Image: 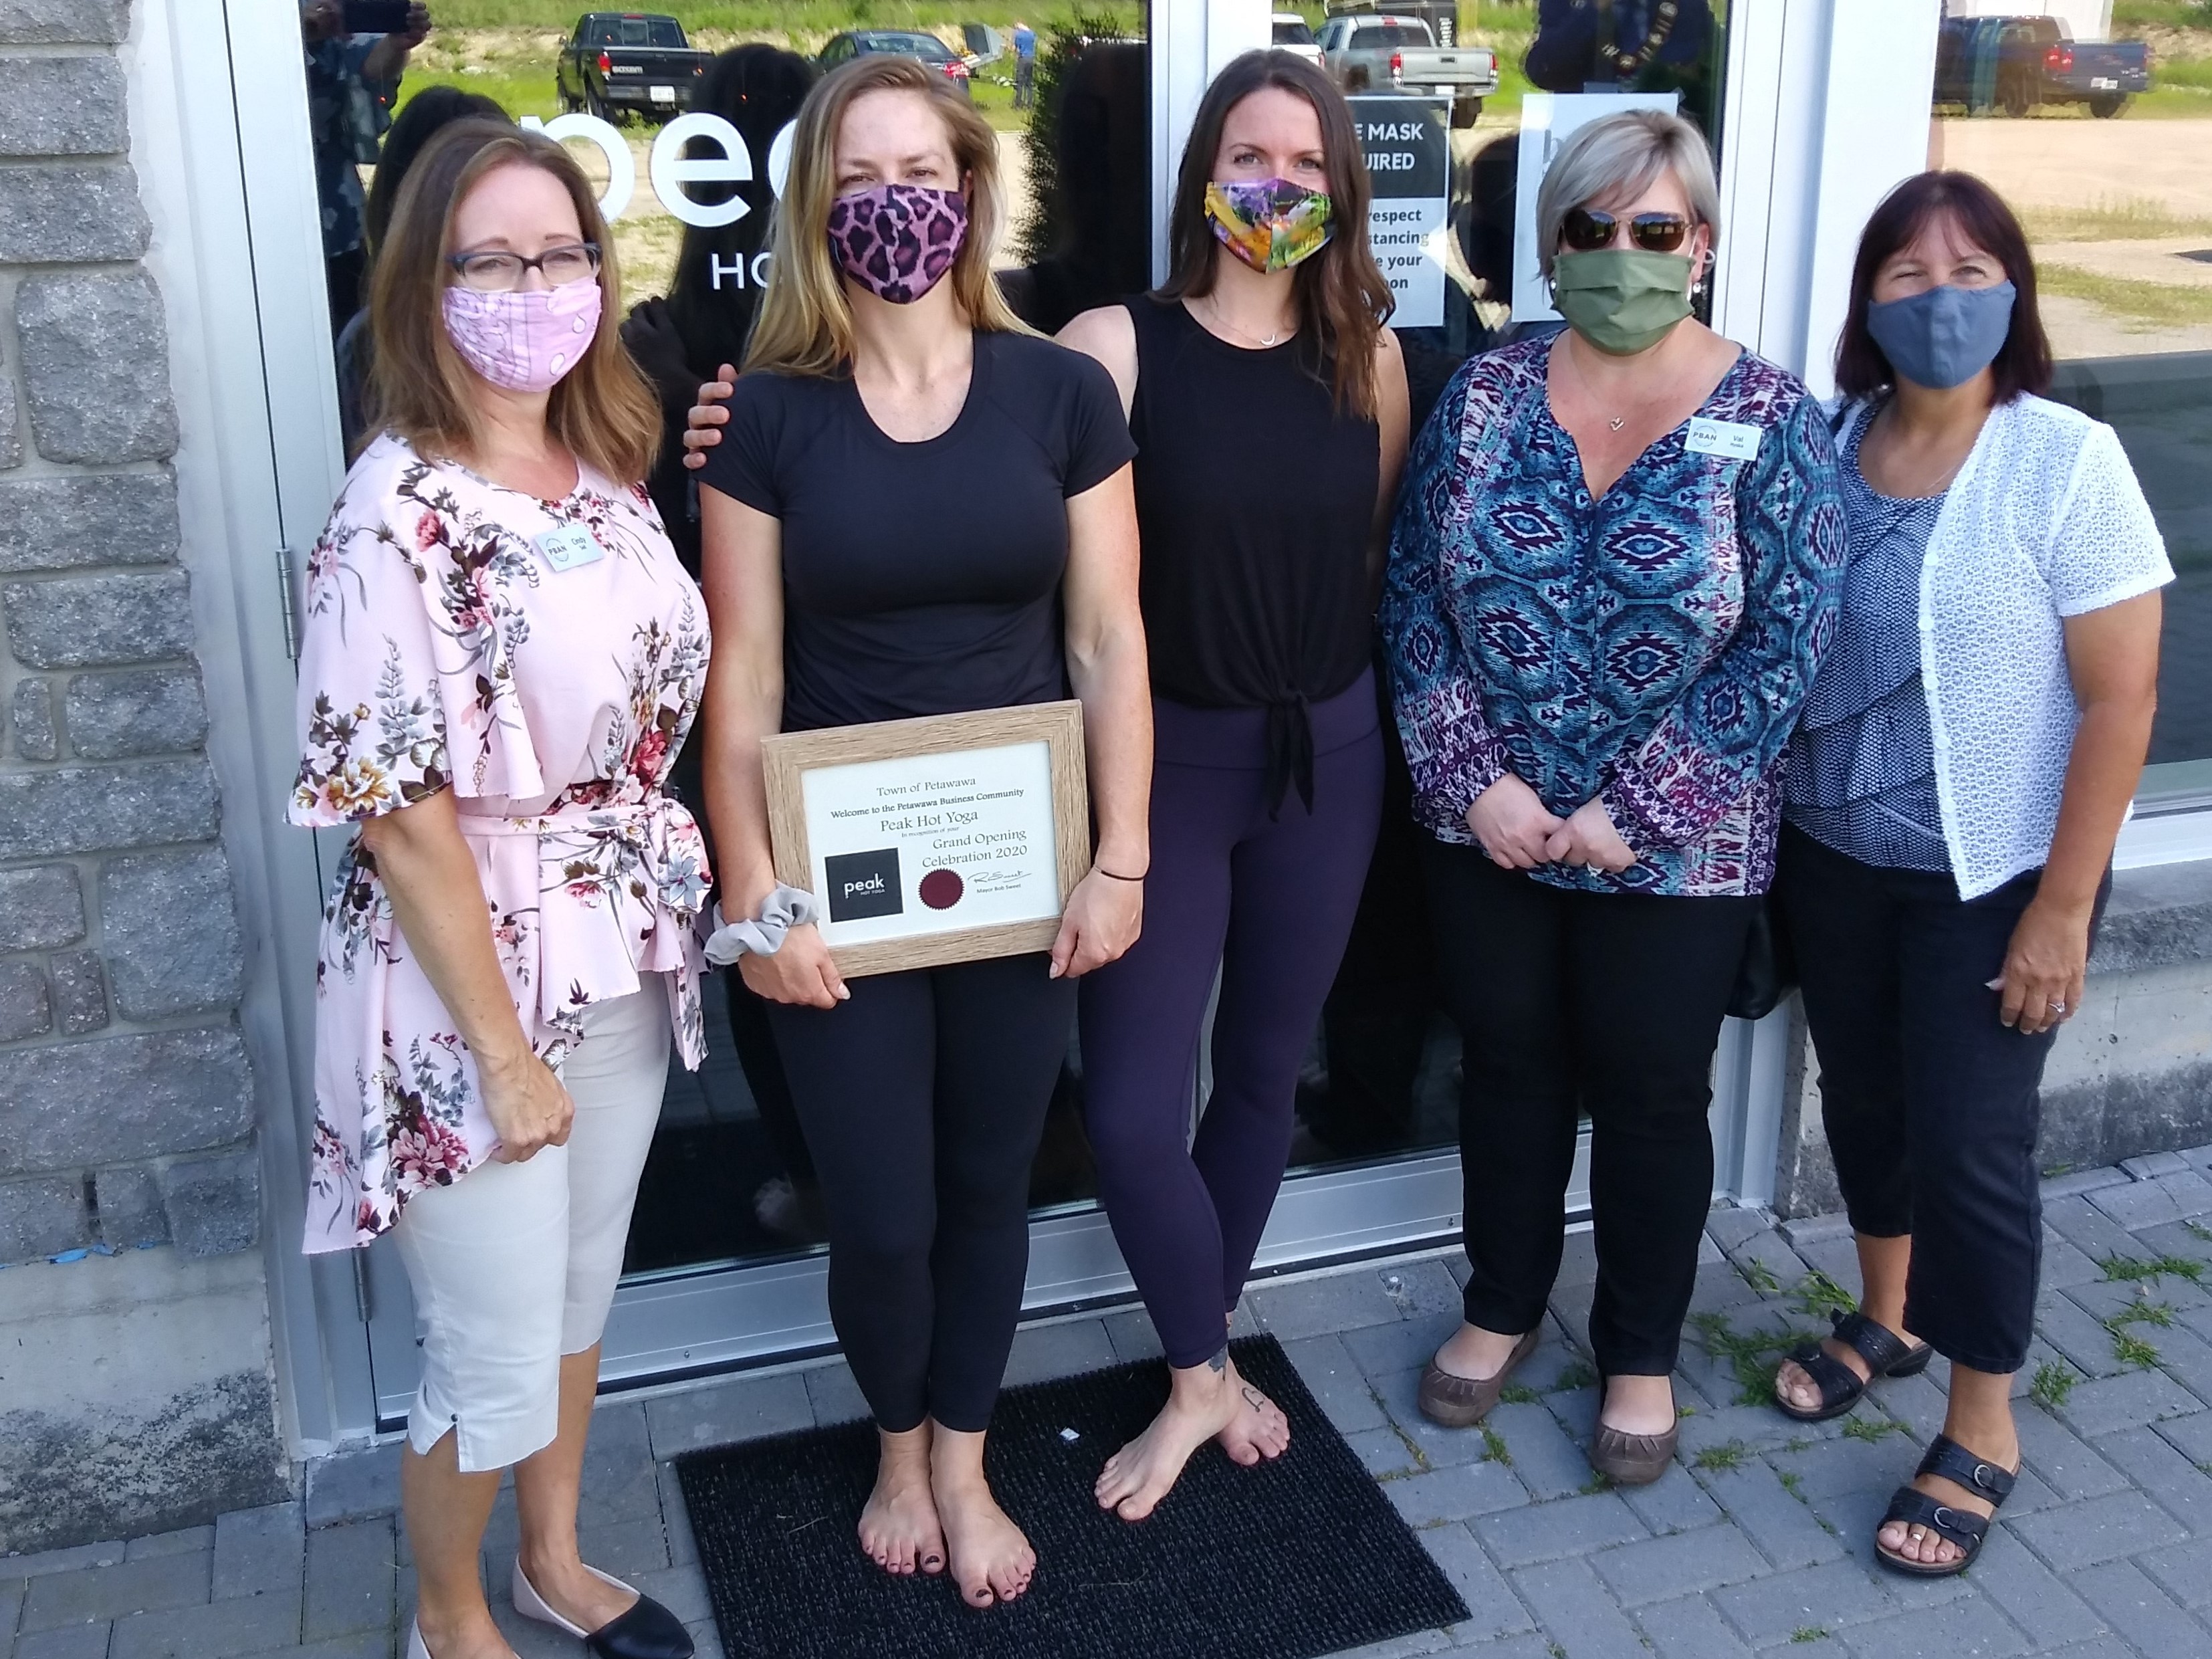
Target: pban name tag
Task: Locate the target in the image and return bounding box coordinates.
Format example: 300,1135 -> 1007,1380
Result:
533,524 -> 603,572
1686,417 -> 1762,462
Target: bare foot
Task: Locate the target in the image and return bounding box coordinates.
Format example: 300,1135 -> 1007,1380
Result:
1097,1356 -> 1241,1521
412,1610 -> 520,1659
515,1543 -> 636,1634
858,1426 -> 946,1578
1214,1359 -> 1291,1468
931,1457 -> 1034,1608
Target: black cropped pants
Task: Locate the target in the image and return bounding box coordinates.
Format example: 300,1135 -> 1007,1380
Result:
1775,825 -> 2104,1375
766,954 -> 1075,1433
1424,843 -> 1757,1378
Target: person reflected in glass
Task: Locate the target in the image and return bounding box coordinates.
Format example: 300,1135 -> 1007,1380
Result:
1051,48 -> 1407,1520
1381,110 -> 1846,1485
289,121 -> 705,1659
689,57 -> 1150,1607
1769,172 -> 2169,1577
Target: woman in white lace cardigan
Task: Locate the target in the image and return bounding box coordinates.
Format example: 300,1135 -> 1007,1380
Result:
1764,172 -> 2169,1579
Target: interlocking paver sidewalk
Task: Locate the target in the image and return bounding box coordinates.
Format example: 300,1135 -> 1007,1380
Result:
8,1148 -> 2212,1658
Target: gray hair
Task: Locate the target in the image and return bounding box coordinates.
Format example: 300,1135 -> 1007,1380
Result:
1533,110 -> 1721,280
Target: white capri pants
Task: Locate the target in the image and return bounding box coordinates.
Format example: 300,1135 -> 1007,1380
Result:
393,978 -> 671,1472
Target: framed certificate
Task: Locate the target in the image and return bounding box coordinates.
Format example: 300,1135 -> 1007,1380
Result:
760,701 -> 1091,976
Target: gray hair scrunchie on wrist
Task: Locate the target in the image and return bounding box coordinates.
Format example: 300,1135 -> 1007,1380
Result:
702,884 -> 822,965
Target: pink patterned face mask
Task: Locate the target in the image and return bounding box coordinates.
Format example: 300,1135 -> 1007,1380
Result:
441,278 -> 603,393
826,183 -> 968,304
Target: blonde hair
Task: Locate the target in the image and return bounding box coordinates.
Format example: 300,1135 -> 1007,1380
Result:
366,120 -> 661,482
744,55 -> 1032,376
1534,109 -> 1721,281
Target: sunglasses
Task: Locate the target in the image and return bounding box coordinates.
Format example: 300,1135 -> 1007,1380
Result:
1561,208 -> 1691,254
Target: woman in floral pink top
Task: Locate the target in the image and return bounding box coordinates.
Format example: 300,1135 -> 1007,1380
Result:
290,120 -> 704,1659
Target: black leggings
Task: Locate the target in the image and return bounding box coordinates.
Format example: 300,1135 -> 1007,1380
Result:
766,954 -> 1075,1433
1775,825 -> 2104,1375
1424,843 -> 1757,1377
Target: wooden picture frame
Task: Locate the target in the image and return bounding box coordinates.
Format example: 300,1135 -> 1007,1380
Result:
760,700 -> 1091,977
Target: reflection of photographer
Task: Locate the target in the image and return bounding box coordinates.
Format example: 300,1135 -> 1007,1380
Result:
300,0 -> 431,333
1523,0 -> 1711,95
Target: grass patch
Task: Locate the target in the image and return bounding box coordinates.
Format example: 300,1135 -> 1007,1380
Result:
2111,1300 -> 2178,1330
1499,1384 -> 1542,1406
1840,1416 -> 1911,1443
1692,1440 -> 1749,1472
1742,1258 -> 1783,1297
2187,1220 -> 2212,1244
1551,1360 -> 1597,1394
1777,1468 -> 1806,1497
2112,1329 -> 2163,1369
1788,1269 -> 1858,1321
2100,1252 -> 2209,1286
2019,197 -> 2212,243
2030,1360 -> 2080,1412
1579,1473 -> 1614,1495
1688,1309 -> 1825,1408
1480,1422 -> 1512,1466
1791,1630 -> 1831,1646
2041,265 -> 2212,332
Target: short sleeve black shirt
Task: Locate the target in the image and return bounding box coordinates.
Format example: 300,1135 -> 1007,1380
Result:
699,330 -> 1135,732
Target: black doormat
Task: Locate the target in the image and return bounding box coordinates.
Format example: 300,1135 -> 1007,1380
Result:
675,1335 -> 1468,1659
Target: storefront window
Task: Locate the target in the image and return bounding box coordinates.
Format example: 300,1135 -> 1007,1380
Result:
1929,1 -> 2212,804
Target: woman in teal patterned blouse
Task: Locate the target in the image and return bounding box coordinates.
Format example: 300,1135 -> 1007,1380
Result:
1379,109 -> 1846,1484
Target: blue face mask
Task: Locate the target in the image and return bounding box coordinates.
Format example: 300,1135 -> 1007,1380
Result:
1864,280 -> 2017,391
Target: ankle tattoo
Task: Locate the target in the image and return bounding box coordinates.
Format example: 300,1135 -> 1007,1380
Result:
1206,1344 -> 1228,1375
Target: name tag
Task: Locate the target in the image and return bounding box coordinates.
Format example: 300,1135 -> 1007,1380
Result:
533,524 -> 603,572
1686,417 -> 1763,462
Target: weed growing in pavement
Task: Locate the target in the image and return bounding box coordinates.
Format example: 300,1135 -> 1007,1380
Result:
1692,1440 -> 1749,1472
1688,1309 -> 1825,1407
1792,1629 -> 1830,1645
1742,1258 -> 1783,1297
1840,1415 -> 1911,1443
1480,1423 -> 1511,1465
1499,1384 -> 1542,1406
1785,1436 -> 1813,1454
1579,1474 -> 1613,1495
2187,1220 -> 2212,1244
1551,1360 -> 1597,1394
1788,1268 -> 1860,1320
2100,1252 -> 2207,1286
1777,1468 -> 1806,1498
2112,1329 -> 2163,1370
2110,1300 -> 2177,1329
2030,1361 -> 2080,1412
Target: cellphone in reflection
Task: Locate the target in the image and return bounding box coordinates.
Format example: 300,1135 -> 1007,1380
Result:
342,0 -> 411,33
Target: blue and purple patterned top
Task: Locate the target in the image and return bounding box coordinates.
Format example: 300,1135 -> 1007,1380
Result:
1381,337 -> 1847,897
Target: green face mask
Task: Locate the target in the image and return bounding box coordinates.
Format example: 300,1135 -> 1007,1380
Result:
1550,249 -> 1694,356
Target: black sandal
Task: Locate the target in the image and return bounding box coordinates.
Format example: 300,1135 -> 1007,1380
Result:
1874,1433 -> 2016,1577
1774,1309 -> 1934,1423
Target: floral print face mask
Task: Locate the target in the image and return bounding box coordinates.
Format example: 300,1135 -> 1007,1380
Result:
1204,179 -> 1334,273
826,182 -> 970,304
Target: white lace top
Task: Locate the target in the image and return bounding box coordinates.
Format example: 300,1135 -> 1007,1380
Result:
1830,393 -> 2172,899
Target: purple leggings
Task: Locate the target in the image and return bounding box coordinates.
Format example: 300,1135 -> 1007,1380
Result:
1078,671 -> 1384,1368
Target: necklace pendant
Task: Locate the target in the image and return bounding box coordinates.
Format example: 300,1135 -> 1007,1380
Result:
1608,415 -> 1626,432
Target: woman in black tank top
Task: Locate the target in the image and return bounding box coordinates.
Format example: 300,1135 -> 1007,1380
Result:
1058,49 -> 1410,1521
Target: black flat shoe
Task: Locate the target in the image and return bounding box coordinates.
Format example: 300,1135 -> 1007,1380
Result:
513,1559 -> 695,1659
1874,1433 -> 2016,1579
1775,1309 -> 1934,1423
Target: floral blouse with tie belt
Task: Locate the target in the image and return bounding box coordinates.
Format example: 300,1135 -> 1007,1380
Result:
1381,338 -> 1848,897
289,435 -> 712,1252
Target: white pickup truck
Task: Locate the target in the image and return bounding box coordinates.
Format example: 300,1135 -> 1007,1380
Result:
1317,12 -> 1499,128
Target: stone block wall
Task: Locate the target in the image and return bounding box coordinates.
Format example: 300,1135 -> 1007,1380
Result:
0,0 -> 261,1270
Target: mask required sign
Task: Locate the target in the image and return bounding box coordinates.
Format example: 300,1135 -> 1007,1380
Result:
1351,96 -> 1450,330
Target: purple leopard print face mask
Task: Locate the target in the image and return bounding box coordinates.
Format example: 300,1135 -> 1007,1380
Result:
826,183 -> 969,304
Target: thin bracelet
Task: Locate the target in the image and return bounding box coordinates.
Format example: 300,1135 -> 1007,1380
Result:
1094,864 -> 1147,882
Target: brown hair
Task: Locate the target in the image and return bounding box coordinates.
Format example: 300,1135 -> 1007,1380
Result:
1835,170 -> 2052,405
364,119 -> 661,481
745,54 -> 1032,378
1158,49 -> 1394,420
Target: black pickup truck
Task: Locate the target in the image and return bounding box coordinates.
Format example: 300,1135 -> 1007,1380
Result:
556,12 -> 711,120
1935,15 -> 2151,119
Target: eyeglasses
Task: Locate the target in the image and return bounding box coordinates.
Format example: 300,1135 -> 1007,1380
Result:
1561,208 -> 1690,255
447,243 -> 602,293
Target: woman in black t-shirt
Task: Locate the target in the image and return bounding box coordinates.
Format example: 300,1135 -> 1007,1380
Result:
693,56 -> 1151,1611
1055,49 -> 1409,1523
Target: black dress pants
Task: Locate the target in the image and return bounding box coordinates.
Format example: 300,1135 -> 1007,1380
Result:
1424,842 -> 1757,1377
1774,825 -> 2104,1375
766,953 -> 1075,1433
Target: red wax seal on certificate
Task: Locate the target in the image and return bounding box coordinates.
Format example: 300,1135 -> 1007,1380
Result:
918,868 -> 964,911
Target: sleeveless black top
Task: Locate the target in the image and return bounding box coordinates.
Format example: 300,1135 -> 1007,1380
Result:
1124,296 -> 1379,809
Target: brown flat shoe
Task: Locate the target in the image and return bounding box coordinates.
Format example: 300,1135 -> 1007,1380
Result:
1589,1422 -> 1678,1486
1417,1328 -> 1541,1428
